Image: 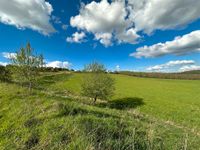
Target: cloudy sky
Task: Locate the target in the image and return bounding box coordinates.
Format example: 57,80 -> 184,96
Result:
0,0 -> 200,72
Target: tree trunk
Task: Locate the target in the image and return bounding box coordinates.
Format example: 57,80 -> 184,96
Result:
93,96 -> 97,104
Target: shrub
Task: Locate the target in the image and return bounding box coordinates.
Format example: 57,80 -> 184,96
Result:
0,65 -> 11,82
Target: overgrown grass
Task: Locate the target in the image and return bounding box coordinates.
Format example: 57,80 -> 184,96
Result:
0,72 -> 200,149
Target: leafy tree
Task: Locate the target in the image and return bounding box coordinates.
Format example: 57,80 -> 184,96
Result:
81,62 -> 115,103
0,65 -> 11,82
84,61 -> 106,73
11,42 -> 44,91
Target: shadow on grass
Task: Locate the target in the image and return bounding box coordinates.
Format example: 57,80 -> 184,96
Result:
98,97 -> 144,110
25,132 -> 39,149
56,103 -> 119,119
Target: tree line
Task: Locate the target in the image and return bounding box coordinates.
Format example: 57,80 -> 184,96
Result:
116,71 -> 200,80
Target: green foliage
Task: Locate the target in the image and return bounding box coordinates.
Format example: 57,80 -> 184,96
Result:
82,62 -> 115,103
0,65 -> 11,82
10,42 -> 44,90
84,62 -> 106,73
39,67 -> 69,72
82,73 -> 115,103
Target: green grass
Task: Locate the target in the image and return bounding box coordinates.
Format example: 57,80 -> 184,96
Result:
0,72 -> 200,149
58,73 -> 200,130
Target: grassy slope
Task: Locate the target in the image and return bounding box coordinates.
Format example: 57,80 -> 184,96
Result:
0,72 -> 200,149
53,73 -> 200,130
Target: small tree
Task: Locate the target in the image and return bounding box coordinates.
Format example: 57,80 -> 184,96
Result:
11,42 -> 44,91
81,62 -> 115,103
84,62 -> 106,73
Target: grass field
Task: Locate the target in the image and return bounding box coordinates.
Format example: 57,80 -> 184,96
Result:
51,73 -> 200,130
0,71 -> 200,149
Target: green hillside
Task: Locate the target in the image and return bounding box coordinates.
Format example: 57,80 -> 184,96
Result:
53,73 -> 200,129
0,72 -> 200,149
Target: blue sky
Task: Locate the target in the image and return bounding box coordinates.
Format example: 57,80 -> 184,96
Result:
0,0 -> 200,72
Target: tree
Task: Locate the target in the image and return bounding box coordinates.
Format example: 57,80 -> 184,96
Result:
11,42 -> 44,91
84,61 -> 106,73
81,62 -> 115,103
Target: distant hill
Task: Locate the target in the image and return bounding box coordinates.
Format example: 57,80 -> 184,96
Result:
182,70 -> 200,74
116,71 -> 200,80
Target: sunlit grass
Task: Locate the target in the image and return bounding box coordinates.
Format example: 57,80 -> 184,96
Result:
52,73 -> 200,130
0,72 -> 200,149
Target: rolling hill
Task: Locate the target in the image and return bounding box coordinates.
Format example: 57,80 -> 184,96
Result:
0,71 -> 200,149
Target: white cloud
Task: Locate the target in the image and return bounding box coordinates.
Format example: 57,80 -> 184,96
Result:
70,0 -> 139,46
179,65 -> 200,72
115,65 -> 120,71
117,28 -> 140,44
95,33 -> 112,47
2,52 -> 16,59
147,65 -> 163,72
70,0 -> 127,33
131,30 -> 200,58
164,60 -> 195,66
0,0 -> 55,35
146,60 -> 195,72
127,0 -> 200,33
0,62 -> 8,66
46,61 -> 72,69
69,0 -> 200,46
66,32 -> 86,43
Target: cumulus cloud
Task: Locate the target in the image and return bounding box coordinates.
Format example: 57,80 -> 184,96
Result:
95,33 -> 112,47
70,0 -> 140,46
2,52 -> 16,59
116,28 -> 140,44
69,0 -> 200,46
127,0 -> 200,33
0,0 -> 55,35
66,32 -> 86,43
146,60 -> 196,72
131,30 -> 200,58
179,65 -> 200,72
70,0 -> 127,33
46,61 -> 72,68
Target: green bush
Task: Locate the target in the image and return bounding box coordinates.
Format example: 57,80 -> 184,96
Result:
0,65 -> 11,82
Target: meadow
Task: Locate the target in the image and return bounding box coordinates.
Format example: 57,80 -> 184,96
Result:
0,71 -> 200,149
61,73 -> 200,129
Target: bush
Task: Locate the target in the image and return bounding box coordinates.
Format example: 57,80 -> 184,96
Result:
0,65 -> 11,82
